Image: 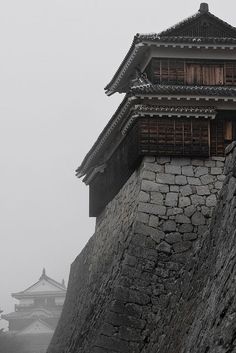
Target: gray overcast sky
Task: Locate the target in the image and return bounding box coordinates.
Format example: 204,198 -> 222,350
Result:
0,0 -> 235,328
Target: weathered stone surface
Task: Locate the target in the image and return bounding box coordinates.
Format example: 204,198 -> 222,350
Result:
178,223 -> 194,233
138,191 -> 150,203
166,207 -> 183,216
149,215 -> 159,228
143,162 -> 164,173
196,185 -> 210,195
187,177 -> 201,185
165,165 -> 181,174
156,173 -> 175,185
151,192 -> 164,205
180,185 -> 192,196
190,194 -> 205,206
191,212 -> 205,225
211,167 -> 223,175
200,174 -> 215,185
176,214 -> 191,224
184,205 -> 196,217
179,196 -> 191,208
175,175 -> 187,185
170,185 -> 179,192
170,157 -> 190,166
195,166 -> 208,177
163,220 -> 176,232
49,153 -> 230,353
142,170 -> 155,181
138,202 -> 166,216
157,241 -> 171,253
182,166 -> 194,176
165,192 -> 178,207
172,241 -> 192,253
206,194 -> 217,207
165,232 -> 182,244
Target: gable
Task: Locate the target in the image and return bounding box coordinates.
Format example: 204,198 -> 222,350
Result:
23,278 -> 65,294
18,320 -> 54,335
159,10 -> 236,38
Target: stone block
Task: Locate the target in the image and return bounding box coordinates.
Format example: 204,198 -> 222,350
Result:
138,191 -> 150,203
206,194 -> 217,207
165,232 -> 182,244
204,160 -> 216,167
175,175 -> 187,185
187,177 -> 201,185
170,185 -> 179,192
137,212 -> 149,224
151,192 -> 164,205
215,181 -> 223,190
173,241 -> 192,253
211,156 -> 225,161
182,166 -> 194,176
217,174 -> 226,181
163,220 -> 176,232
201,206 -> 211,217
192,159 -> 204,166
180,185 -> 192,196
184,205 -> 196,217
165,192 -> 178,207
182,232 -> 198,241
142,170 -> 155,181
165,165 -> 181,174
138,202 -> 167,216
194,166 -> 208,177
143,156 -> 155,163
149,215 -> 159,228
141,180 -> 160,192
156,157 -> 170,164
178,224 -> 193,233
200,174 -> 215,185
179,196 -> 191,208
196,185 -> 210,195
157,241 -> 171,254
190,194 -> 205,206
176,214 -> 191,224
170,157 -> 191,166
211,167 -> 223,175
216,161 -> 224,167
156,173 -> 175,185
143,162 -> 164,173
191,212 -> 205,225
166,207 -> 183,216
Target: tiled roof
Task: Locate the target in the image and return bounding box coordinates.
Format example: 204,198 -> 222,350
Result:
76,95 -> 136,178
135,105 -> 216,114
136,35 -> 236,45
131,84 -> 236,97
105,6 -> 236,96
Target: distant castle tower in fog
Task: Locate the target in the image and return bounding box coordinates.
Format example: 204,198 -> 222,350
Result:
2,269 -> 66,353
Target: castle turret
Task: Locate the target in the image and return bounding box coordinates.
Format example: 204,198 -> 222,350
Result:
3,270 -> 66,353
48,4 -> 236,353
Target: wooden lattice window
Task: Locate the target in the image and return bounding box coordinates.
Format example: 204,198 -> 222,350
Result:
224,120 -> 233,141
151,59 -> 185,85
225,62 -> 236,85
186,63 -> 224,85
139,117 -> 210,157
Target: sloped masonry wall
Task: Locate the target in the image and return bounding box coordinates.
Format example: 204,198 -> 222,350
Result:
48,155 -> 226,353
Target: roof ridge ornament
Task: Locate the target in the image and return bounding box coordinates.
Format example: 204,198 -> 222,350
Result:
40,268 -> 46,279
199,3 -> 209,13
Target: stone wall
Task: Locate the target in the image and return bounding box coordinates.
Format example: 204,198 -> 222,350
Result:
47,152 -> 234,353
137,156 -> 225,258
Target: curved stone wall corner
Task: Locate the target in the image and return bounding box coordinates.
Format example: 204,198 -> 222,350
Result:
47,149 -> 236,353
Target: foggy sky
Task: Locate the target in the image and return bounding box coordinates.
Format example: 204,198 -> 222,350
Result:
0,0 -> 235,328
